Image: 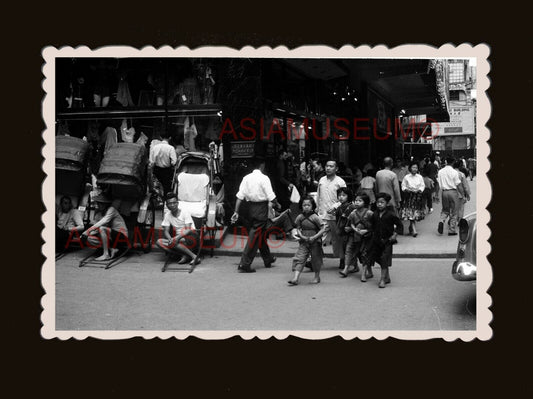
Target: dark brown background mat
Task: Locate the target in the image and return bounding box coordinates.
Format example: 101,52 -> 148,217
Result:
8,4 -> 528,395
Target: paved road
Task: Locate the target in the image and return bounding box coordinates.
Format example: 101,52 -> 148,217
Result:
55,253 -> 476,331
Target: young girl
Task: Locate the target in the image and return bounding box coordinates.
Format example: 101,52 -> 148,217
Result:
335,187 -> 355,270
340,193 -> 374,281
370,193 -> 402,288
288,196 -> 326,286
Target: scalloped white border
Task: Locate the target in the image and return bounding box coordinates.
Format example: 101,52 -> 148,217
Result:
41,44 -> 492,341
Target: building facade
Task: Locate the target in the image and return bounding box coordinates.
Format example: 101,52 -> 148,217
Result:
431,59 -> 476,158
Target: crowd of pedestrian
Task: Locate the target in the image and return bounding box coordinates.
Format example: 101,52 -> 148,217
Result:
221,151 -> 473,289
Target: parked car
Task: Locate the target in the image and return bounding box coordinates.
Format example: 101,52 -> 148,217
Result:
452,212 -> 476,281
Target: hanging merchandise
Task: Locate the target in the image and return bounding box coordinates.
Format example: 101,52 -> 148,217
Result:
184,116 -> 198,151
57,120 -> 71,136
136,132 -> 148,147
198,63 -> 216,104
120,119 -> 135,143
218,142 -> 224,168
100,126 -> 118,153
116,71 -> 134,107
178,76 -> 200,104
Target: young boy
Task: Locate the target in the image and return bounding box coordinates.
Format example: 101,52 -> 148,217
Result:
82,193 -> 128,261
370,193 -> 402,288
156,193 -> 200,265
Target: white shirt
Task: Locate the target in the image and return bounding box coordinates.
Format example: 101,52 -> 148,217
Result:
317,175 -> 346,221
402,173 -> 425,192
437,165 -> 461,190
236,169 -> 276,202
149,140 -> 177,168
162,208 -> 194,233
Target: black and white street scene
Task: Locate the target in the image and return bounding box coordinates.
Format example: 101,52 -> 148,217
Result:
46,47 -> 489,338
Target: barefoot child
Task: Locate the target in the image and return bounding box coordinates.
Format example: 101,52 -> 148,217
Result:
370,193 -> 402,288
82,193 -> 128,261
288,196 -> 325,286
340,193 -> 374,281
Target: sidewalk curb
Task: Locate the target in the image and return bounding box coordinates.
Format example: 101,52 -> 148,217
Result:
207,249 -> 455,259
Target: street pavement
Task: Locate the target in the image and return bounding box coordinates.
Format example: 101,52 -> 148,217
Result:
53,178 -> 477,332
55,252 -> 475,331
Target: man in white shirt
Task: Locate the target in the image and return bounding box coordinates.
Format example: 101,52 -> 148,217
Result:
149,134 -> 177,196
231,157 -> 280,273
156,193 -> 199,265
437,157 -> 465,235
317,160 -> 346,257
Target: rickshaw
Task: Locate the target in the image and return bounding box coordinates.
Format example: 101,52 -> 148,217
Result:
162,142 -> 224,272
79,142 -> 157,269
55,135 -> 92,260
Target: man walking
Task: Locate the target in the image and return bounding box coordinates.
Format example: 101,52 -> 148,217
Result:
317,160 -> 346,257
376,157 -> 402,211
231,157 -> 279,273
437,157 -> 465,235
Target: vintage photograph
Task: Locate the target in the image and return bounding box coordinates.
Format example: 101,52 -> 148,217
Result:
42,45 -> 491,339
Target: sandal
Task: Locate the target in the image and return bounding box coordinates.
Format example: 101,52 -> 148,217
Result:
190,257 -> 201,266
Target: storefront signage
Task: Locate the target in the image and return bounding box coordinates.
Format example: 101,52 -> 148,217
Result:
230,141 -> 256,158
431,105 -> 475,136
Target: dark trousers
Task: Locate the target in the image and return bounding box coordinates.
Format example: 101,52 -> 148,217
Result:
423,188 -> 433,210
240,201 -> 273,268
56,228 -> 71,252
293,241 -> 323,272
153,166 -> 174,196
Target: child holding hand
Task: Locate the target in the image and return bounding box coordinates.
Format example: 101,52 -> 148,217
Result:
340,193 -> 374,281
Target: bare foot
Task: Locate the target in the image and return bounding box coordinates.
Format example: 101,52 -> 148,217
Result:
310,277 -> 321,284
95,254 -> 110,261
109,248 -> 119,259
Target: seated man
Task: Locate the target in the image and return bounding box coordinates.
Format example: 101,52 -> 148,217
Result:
56,195 -> 85,252
267,202 -> 298,241
156,193 -> 200,265
81,193 -> 128,261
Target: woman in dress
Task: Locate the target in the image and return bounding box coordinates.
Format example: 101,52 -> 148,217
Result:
400,162 -> 426,237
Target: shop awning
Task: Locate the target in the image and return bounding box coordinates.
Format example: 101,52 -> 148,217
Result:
342,59 -> 450,122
